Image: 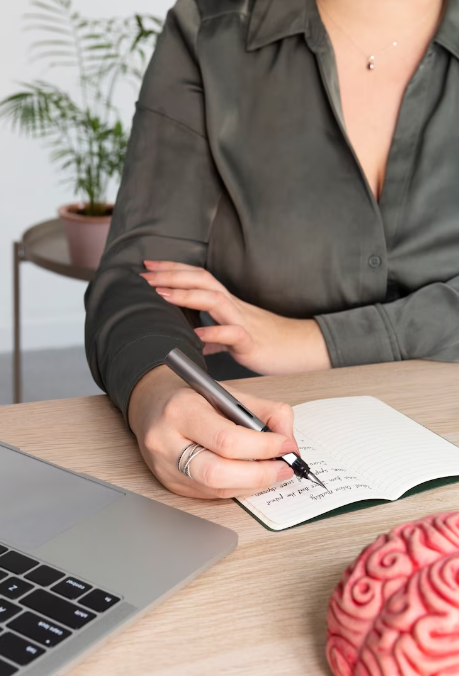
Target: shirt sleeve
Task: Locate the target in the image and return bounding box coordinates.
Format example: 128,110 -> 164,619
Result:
315,275 -> 459,366
84,0 -> 222,418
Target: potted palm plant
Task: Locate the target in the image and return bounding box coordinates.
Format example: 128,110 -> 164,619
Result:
0,0 -> 162,269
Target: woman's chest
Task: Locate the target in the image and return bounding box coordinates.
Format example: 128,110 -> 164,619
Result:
202,39 -> 459,314
318,2 -> 444,201
337,70 -> 416,201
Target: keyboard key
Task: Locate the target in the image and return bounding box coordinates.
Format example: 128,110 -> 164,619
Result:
52,577 -> 92,600
0,578 -> 33,601
0,659 -> 18,676
25,566 -> 64,588
0,600 -> 21,624
0,548 -> 7,558
80,589 -> 120,613
0,633 -> 44,666
8,612 -> 71,648
0,552 -> 38,576
22,590 -> 96,630
0,573 -> 7,583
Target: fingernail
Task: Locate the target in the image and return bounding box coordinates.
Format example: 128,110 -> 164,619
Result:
277,464 -> 294,481
280,439 -> 298,455
156,288 -> 171,297
139,274 -> 155,285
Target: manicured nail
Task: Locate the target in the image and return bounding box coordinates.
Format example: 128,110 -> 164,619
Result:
277,464 -> 294,481
280,439 -> 298,455
156,288 -> 171,297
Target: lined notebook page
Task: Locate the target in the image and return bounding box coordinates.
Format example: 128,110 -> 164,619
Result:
294,396 -> 459,499
238,396 -> 459,530
239,432 -> 385,530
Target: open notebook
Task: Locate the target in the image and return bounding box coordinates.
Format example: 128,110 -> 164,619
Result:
237,396 -> 459,531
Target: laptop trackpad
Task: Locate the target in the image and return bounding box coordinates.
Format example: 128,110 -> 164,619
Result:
0,444 -> 124,551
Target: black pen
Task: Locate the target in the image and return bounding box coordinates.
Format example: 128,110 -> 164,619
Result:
165,348 -> 327,490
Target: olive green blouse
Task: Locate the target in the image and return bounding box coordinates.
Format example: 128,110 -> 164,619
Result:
85,0 -> 459,417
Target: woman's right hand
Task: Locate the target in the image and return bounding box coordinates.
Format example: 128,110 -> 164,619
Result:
128,364 -> 297,499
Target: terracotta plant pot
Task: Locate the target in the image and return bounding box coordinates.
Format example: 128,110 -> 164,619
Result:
59,203 -> 113,269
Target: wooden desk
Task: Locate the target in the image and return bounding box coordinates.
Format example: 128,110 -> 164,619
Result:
2,360 -> 459,676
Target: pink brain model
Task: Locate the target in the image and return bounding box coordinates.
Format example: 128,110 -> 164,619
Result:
326,511 -> 459,676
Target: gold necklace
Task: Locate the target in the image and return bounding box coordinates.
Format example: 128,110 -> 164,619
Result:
317,1 -> 441,71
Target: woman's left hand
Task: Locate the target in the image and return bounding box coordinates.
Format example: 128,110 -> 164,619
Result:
140,260 -> 331,374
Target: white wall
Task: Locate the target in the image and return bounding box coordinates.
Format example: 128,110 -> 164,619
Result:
0,0 -> 173,353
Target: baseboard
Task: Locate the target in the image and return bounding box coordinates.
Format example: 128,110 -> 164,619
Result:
0,315 -> 85,353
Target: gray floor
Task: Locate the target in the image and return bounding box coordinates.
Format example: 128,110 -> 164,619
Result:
0,346 -> 103,405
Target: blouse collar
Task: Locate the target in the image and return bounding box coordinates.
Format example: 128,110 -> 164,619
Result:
246,0 -> 459,60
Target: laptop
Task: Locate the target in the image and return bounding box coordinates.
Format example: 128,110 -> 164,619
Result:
0,440 -> 238,676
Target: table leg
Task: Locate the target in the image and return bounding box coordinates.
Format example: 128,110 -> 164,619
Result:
13,241 -> 23,404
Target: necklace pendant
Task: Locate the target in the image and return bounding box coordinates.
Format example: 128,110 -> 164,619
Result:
367,55 -> 375,70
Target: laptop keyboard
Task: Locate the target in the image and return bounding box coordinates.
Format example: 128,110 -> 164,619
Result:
0,543 -> 121,675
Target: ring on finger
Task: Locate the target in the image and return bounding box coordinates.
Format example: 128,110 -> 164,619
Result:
183,445 -> 207,480
177,442 -> 197,472
177,442 -> 207,481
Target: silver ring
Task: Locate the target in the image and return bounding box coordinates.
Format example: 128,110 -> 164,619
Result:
183,446 -> 206,480
177,443 -> 196,472
177,442 -> 207,481
178,442 -> 200,473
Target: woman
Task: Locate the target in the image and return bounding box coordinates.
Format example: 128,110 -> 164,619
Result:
85,0 -> 459,499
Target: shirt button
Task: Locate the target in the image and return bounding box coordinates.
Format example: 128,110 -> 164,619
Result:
368,255 -> 382,268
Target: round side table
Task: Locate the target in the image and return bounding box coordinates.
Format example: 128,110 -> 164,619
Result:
13,219 -> 95,403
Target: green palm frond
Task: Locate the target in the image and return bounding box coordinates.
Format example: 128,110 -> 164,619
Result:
25,1 -> 160,83
33,0 -> 71,13
0,81 -> 81,137
1,0 -> 162,215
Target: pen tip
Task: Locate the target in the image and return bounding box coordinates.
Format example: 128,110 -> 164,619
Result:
308,471 -> 327,491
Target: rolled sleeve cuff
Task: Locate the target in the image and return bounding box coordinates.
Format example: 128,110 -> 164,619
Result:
315,304 -> 402,368
105,334 -> 206,419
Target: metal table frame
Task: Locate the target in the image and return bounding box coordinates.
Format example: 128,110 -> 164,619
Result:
13,219 -> 94,403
